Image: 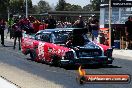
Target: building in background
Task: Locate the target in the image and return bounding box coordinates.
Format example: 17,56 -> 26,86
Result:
100,0 -> 132,49
100,0 -> 131,28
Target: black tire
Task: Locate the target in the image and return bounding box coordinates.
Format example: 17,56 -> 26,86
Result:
23,49 -> 30,55
51,55 -> 60,66
30,50 -> 37,61
95,63 -> 108,68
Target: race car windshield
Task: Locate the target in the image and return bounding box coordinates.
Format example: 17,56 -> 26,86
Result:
53,31 -> 71,44
53,31 -> 90,45
71,34 -> 90,46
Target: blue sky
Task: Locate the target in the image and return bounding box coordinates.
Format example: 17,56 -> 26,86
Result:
32,0 -> 90,7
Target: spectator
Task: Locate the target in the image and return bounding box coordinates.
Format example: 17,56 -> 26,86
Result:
45,15 -> 56,29
33,19 -> 41,33
13,23 -> 22,50
90,16 -> 99,41
21,18 -> 34,34
74,15 -> 85,28
56,21 -> 63,28
0,19 -> 6,46
125,16 -> 132,49
87,17 -> 93,35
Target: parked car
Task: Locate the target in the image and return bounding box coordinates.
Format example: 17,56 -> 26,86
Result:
21,28 -> 114,66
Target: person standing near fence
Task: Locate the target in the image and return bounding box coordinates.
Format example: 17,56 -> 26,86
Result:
13,23 -> 22,50
125,16 -> 132,50
45,15 -> 56,29
0,19 -> 6,46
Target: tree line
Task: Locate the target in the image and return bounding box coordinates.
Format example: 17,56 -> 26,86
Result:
0,0 -> 100,19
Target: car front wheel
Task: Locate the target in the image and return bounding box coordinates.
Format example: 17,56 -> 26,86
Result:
30,50 -> 37,61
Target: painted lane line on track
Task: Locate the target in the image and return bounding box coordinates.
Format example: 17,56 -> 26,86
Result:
0,76 -> 20,88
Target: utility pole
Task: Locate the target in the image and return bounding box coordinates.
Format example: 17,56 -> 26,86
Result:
109,0 -> 112,47
7,7 -> 10,20
26,0 -> 28,18
7,0 -> 10,20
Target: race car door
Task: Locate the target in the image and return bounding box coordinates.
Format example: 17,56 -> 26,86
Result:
39,33 -> 52,63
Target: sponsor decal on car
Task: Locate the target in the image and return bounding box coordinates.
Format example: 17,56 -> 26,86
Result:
48,47 -> 62,55
38,42 -> 45,58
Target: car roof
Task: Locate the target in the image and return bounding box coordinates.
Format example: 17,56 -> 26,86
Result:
37,28 -> 88,35
37,28 -> 82,33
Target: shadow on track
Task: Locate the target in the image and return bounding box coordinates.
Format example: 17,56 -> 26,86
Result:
26,58 -> 122,70
63,64 -> 121,70
0,45 -> 14,47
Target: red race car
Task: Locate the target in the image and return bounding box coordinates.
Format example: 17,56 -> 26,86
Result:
21,28 -> 114,66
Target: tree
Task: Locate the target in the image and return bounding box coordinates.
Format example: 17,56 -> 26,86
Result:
55,0 -> 66,11
56,2 -> 82,11
9,0 -> 19,14
8,0 -> 33,15
64,3 -> 72,11
37,0 -> 51,14
26,0 -> 33,14
0,0 -> 8,18
31,5 -> 39,14
0,0 -> 8,10
83,4 -> 92,11
90,0 -> 100,11
9,0 -> 25,14
70,4 -> 82,11
19,0 -> 25,14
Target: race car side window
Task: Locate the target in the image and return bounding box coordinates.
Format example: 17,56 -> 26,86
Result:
41,33 -> 51,43
35,33 -> 42,40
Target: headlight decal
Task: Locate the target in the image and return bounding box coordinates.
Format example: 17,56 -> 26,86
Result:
92,42 -> 104,56
71,49 -> 78,59
63,49 -> 78,60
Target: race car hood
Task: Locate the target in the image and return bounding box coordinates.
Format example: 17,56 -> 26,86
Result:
84,42 -> 100,49
75,41 -> 111,53
75,42 -> 101,50
72,42 -> 103,58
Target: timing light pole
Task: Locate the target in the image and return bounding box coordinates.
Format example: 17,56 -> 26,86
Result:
109,0 -> 112,48
26,0 -> 28,18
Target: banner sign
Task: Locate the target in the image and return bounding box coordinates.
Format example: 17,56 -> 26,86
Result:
111,1 -> 132,7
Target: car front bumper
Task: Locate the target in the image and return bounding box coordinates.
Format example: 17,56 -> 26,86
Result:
60,56 -> 114,66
